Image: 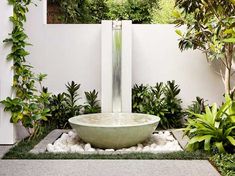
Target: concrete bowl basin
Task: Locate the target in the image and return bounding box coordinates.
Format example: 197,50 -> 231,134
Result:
69,113 -> 160,149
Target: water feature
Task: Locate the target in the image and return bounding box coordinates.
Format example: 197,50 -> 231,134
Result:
68,21 -> 160,149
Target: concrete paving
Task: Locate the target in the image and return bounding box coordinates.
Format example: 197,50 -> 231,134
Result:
0,145 -> 12,158
171,129 -> 189,149
0,160 -> 220,176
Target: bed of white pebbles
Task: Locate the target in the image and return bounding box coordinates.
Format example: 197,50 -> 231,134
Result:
46,131 -> 182,154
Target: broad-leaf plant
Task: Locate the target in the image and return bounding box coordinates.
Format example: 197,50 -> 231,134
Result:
185,95 -> 235,153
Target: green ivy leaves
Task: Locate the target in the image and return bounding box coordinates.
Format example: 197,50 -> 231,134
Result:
1,0 -> 50,139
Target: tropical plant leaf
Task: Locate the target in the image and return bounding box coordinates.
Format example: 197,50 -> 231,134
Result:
215,142 -> 225,153
226,136 -> 235,146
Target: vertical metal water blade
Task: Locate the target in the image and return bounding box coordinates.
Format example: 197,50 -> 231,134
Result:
112,21 -> 122,113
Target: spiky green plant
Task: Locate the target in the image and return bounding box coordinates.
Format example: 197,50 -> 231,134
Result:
83,90 -> 101,114
64,81 -> 82,117
185,95 -> 235,153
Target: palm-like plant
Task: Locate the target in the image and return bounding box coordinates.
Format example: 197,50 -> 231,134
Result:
185,95 -> 235,153
83,90 -> 101,114
64,81 -> 82,117
163,80 -> 183,128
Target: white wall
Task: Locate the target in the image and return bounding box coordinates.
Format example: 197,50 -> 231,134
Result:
132,25 -> 224,106
0,1 -> 15,144
0,1 -> 225,144
25,1 -> 224,107
25,1 -> 101,102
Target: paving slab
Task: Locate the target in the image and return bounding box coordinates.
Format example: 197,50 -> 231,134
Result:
0,146 -> 12,159
30,129 -> 69,154
0,160 -> 220,176
171,129 -> 189,149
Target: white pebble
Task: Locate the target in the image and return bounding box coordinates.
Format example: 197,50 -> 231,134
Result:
84,143 -> 92,151
137,144 -> 143,148
105,149 -> 115,152
68,131 -> 75,137
46,144 -> 54,152
143,146 -> 150,152
46,131 -> 182,154
87,148 -> 96,152
166,136 -> 175,141
164,131 -> 170,136
150,143 -> 157,149
70,145 -> 84,152
129,146 -> 137,151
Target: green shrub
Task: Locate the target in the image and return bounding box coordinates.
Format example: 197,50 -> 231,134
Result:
48,81 -> 101,128
48,0 -> 160,24
185,95 -> 235,153
83,89 -> 101,114
48,93 -> 67,128
87,0 -> 109,23
132,81 -> 183,129
152,0 -> 177,24
48,81 -> 82,128
211,154 -> 235,176
186,97 -> 207,119
108,0 -> 159,24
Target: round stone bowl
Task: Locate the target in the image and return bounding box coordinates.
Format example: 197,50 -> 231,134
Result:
69,113 -> 160,149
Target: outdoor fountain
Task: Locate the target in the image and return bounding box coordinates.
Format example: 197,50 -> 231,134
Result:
68,21 -> 160,149
46,21 -> 182,153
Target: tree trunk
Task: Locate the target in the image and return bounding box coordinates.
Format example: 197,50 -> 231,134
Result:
224,44 -> 233,97
224,66 -> 231,95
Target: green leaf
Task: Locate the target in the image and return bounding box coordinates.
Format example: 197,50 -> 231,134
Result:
223,38 -> 235,43
215,142 -> 225,153
228,0 -> 235,5
188,135 -> 213,144
224,126 -> 235,136
204,137 -> 211,151
226,136 -> 235,146
175,29 -> 183,37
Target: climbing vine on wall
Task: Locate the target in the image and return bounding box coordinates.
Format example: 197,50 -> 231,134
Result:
1,0 -> 50,139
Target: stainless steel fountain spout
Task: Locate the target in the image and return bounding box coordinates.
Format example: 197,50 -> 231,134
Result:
112,21 -> 122,113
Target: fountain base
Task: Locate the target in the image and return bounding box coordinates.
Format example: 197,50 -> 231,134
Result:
68,113 -> 160,149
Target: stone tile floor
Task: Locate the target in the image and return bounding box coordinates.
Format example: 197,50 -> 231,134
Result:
0,145 -> 12,158
0,160 -> 220,176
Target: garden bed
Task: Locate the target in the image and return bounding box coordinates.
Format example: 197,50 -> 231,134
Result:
34,130 -> 182,154
5,128 -> 232,175
3,128 -> 208,160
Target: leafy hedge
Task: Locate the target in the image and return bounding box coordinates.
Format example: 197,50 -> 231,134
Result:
47,0 -> 161,24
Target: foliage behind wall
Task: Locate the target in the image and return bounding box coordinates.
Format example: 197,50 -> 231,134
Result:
47,0 -> 177,24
